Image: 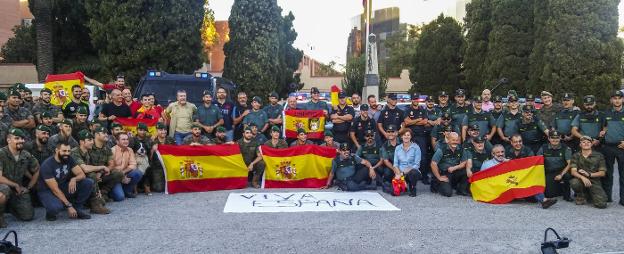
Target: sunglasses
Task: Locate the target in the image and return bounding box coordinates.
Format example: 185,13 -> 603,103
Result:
365,134 -> 374,138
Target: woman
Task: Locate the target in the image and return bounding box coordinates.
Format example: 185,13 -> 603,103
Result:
393,129 -> 422,197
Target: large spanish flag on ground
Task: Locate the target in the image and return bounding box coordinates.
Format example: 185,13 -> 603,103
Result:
114,117 -> 158,136
261,145 -> 335,188
157,144 -> 248,194
284,110 -> 325,139
469,156 -> 546,204
44,72 -> 84,106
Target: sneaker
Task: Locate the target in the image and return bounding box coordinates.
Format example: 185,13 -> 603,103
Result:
76,209 -> 92,220
46,213 -> 57,221
541,199 -> 558,209
575,197 -> 586,205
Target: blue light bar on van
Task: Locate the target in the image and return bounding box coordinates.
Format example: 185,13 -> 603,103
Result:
194,72 -> 209,79
148,71 -> 162,77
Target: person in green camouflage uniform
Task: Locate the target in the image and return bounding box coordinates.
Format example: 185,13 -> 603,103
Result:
32,88 -> 63,125
0,129 -> 39,227
5,90 -> 36,142
238,127 -> 265,188
149,123 -> 175,193
213,126 -> 231,145
70,130 -> 110,214
90,127 -> 124,201
183,124 -> 212,145
48,119 -> 79,150
26,125 -> 54,164
40,111 -> 60,136
536,91 -> 562,130
72,106 -> 90,141
570,136 -> 608,208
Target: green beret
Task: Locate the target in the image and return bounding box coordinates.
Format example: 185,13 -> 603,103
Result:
0,91 -> 6,101
110,122 -> 122,129
77,106 -> 88,115
137,122 -> 148,131
271,126 -> 280,133
94,126 -> 107,133
41,88 -> 53,95
8,89 -> 20,98
252,96 -> 262,104
60,119 -> 73,126
78,129 -> 94,140
36,125 -> 51,133
156,122 -> 167,130
244,126 -> 253,132
324,130 -> 333,137
41,111 -> 53,118
8,128 -> 25,138
216,126 -> 226,133
297,128 -> 306,135
191,123 -> 202,129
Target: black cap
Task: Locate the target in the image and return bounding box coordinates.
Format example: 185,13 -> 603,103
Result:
339,142 -> 350,151
563,93 -> 573,100
411,92 -> 421,100
473,135 -> 485,143
522,105 -> 534,112
297,128 -> 306,135
583,95 -> 596,104
269,91 -> 279,98
386,124 -> 397,132
388,93 -> 397,100
426,95 -> 435,102
443,125 -> 453,132
439,91 -> 449,97
455,89 -> 466,96
338,91 -> 347,99
473,95 -> 482,102
549,130 -> 561,139
248,122 -> 257,127
494,95 -> 503,102
311,87 -> 320,93
526,94 -> 535,101
360,104 -> 369,111
612,90 -> 624,97
365,129 -> 375,137
441,112 -> 451,120
468,124 -> 480,131
252,96 -> 262,104
508,95 -> 518,102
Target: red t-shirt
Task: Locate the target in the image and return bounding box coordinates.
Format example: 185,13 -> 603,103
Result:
102,84 -> 125,91
128,100 -> 142,116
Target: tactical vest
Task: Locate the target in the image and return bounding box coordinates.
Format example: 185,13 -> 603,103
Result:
519,120 -> 543,144
554,109 -> 578,135
360,145 -> 381,164
439,147 -> 463,173
577,111 -> 603,138
501,111 -> 521,136
541,144 -> 568,174
384,141 -> 398,163
468,148 -> 489,172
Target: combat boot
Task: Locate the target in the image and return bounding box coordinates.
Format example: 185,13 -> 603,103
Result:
90,198 -> 110,215
251,175 -> 260,189
0,205 -> 6,228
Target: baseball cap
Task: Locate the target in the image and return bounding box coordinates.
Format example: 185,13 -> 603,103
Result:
411,92 -> 421,100
526,94 -> 535,101
338,91 -> 347,99
456,89 -> 466,96
562,93 -> 573,100
522,105 -> 534,112
549,130 -> 561,139
360,104 -> 369,111
387,93 -> 397,100
473,135 -> 485,143
269,92 -> 279,98
252,96 -> 262,104
386,124 -> 397,132
365,129 -> 375,137
339,142 -> 350,151
583,95 -> 596,104
468,124 -> 480,131
311,87 -> 320,94
426,95 -> 435,102
612,90 -> 624,98
439,91 -> 449,97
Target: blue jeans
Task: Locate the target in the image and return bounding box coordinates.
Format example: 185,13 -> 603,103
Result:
225,130 -> 234,142
38,178 -> 94,215
535,193 -> 545,203
174,131 -> 190,145
109,170 -> 143,201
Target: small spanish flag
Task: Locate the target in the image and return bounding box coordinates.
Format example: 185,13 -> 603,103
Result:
469,156 -> 546,204
261,145 -> 335,188
44,72 -> 84,106
284,110 -> 325,139
157,144 -> 248,194
114,117 -> 158,136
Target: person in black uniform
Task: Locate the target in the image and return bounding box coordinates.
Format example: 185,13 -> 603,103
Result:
377,94 -> 404,142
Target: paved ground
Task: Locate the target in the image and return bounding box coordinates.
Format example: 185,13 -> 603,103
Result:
5,170 -> 624,254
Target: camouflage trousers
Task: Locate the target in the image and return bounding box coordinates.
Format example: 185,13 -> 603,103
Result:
570,177 -> 608,208
88,171 -> 124,202
0,184 -> 34,221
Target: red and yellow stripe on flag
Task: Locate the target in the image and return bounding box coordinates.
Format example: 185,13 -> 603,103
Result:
284,110 -> 325,139
114,117 -> 158,136
261,145 -> 335,188
44,71 -> 84,106
469,156 -> 546,204
158,144 -> 248,194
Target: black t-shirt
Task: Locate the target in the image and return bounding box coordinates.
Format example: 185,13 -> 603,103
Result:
37,156 -> 76,191
331,105 -> 355,132
101,102 -> 132,118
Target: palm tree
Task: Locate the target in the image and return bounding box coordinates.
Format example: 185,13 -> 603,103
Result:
30,0 -> 54,81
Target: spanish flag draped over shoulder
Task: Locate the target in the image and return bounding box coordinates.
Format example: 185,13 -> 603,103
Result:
261,145 -> 335,188
114,117 -> 158,136
158,144 -> 248,194
44,71 -> 84,106
284,110 -> 325,139
469,156 -> 546,204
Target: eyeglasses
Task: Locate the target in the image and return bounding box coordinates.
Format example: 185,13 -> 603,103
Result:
365,135 -> 374,138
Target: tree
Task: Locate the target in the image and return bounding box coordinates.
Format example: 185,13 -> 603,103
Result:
85,0 -> 204,87
527,0 -> 549,94
342,55 -> 366,96
30,0 -> 54,81
384,25 -> 419,78
223,0 -> 282,99
462,0 -> 492,94
0,24 -> 36,64
201,0 -> 218,62
276,11 -> 304,98
410,14 -> 463,95
542,0 -> 622,105
484,0 -> 534,94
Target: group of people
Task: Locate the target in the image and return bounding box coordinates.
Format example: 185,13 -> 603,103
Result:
0,76 -> 622,227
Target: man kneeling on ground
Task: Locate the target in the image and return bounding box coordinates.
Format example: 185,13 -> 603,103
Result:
322,143 -> 375,191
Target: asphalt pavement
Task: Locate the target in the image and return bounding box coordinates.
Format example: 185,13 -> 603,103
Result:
4,169 -> 624,254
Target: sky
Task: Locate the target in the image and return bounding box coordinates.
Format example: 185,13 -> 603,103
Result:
211,0 -> 624,67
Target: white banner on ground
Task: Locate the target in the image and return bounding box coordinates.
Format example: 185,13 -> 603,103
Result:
223,192 -> 400,213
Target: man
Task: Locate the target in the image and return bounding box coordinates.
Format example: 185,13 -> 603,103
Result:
106,123 -> 124,149
571,95 -> 605,146
431,113 -> 452,151
165,90 -> 197,145
289,128 -> 314,147
537,131 -> 573,201
305,87 -> 329,115
356,130 -> 384,185
331,91 -> 355,144
496,95 -> 522,145
99,89 -> 132,129
481,89 -> 494,112
243,96 -> 269,134
0,91 -> 5,108
249,123 -> 268,144
183,124 -> 212,146
214,87 -> 235,142
285,95 -> 298,110
21,87 -> 34,111
90,127 -> 124,200
462,125 -> 493,154
111,133 -> 143,199
134,94 -> 161,120
213,126 -> 231,145
72,106 -> 90,141
27,125 -> 54,164
350,104 -> 375,149
148,123 -> 175,193
263,126 -> 288,149
431,132 -> 468,196
380,125 -> 400,176
490,96 -> 505,145
536,91 -> 562,129
351,93 -> 362,117
195,91 -> 223,138
377,94 -> 404,141
462,95 -> 497,142
48,119 -> 79,150
464,136 -> 489,178
480,145 -> 558,209
37,141 -> 93,221
232,92 -> 249,141
525,94 -> 536,109
81,88 -> 93,120
554,93 -> 580,152
238,127 -> 265,188
323,143 -> 376,191
84,74 -> 126,91
506,134 -> 534,159
436,91 -> 450,113
570,136 -> 608,208
449,89 -> 470,134
6,90 -> 35,139
0,129 -> 39,227
320,130 -> 340,151
70,130 -> 110,214
366,95 -> 381,122
264,92 -> 283,136
602,90 -> 624,204
403,92 -> 431,184
32,88 -> 63,124
119,88 -> 139,116
63,85 -> 88,119
518,105 -> 548,154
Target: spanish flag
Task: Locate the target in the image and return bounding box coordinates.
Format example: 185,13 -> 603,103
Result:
469,156 -> 546,204
158,144 -> 248,194
284,110 -> 325,139
114,117 -> 158,136
261,145 -> 335,188
44,71 -> 84,106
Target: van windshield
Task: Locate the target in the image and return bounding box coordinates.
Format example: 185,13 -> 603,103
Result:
139,80 -> 212,106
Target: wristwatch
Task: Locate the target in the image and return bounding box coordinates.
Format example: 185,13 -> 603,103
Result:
64,203 -> 73,208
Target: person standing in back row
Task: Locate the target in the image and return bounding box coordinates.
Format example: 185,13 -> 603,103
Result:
377,94 -> 404,142
602,90 -> 624,205
165,90 -> 197,145
331,91 -> 355,145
